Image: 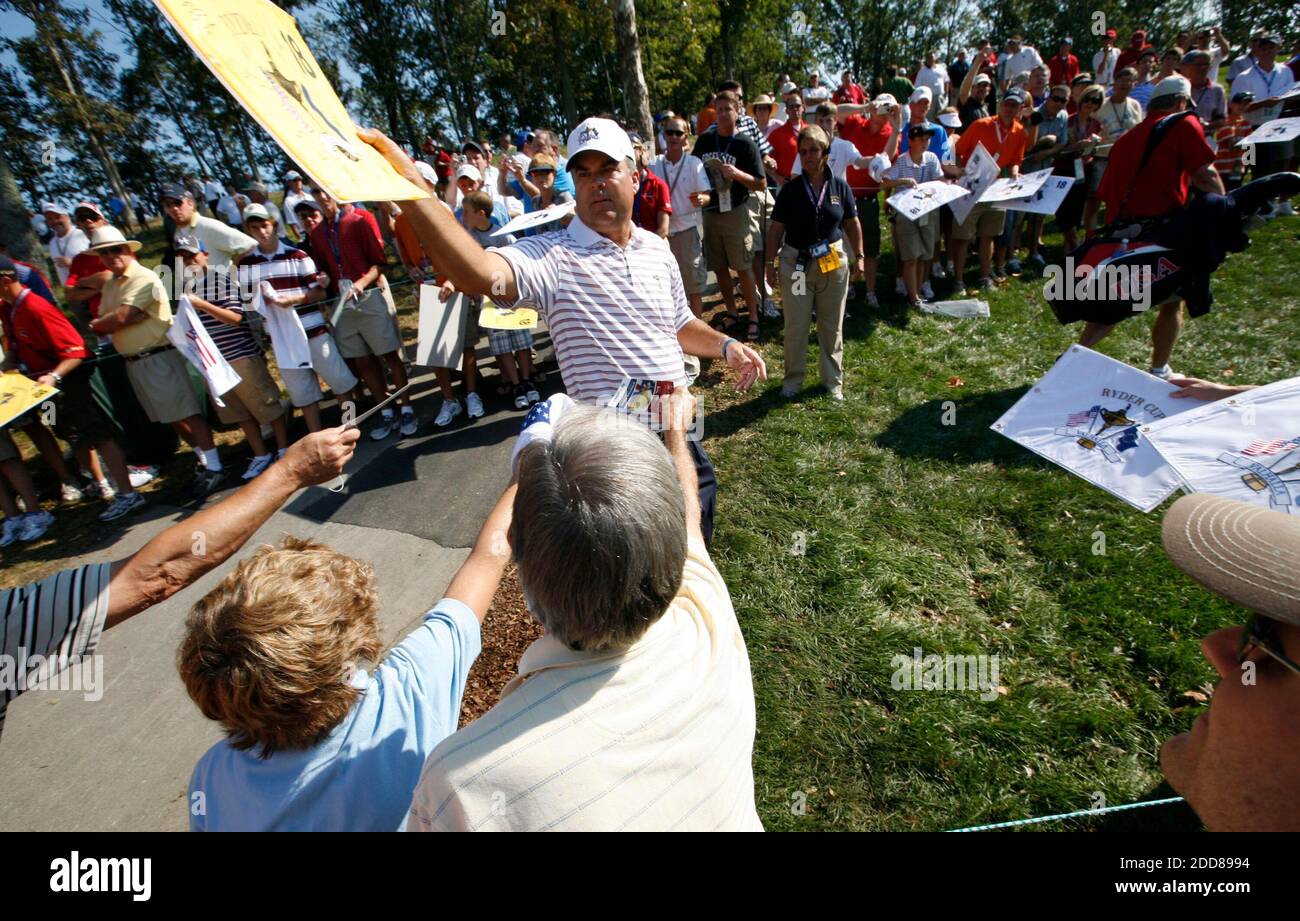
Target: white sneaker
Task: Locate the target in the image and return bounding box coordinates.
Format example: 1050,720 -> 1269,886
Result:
931,262 -> 947,280
921,281 -> 935,301
0,517 -> 22,547
865,291 -> 880,308
242,454 -> 274,480
1149,364 -> 1174,381
434,399 -> 463,427
399,409 -> 419,437
895,277 -> 907,296
525,385 -> 540,405
466,392 -> 485,419
60,481 -> 83,503
1278,201 -> 1295,217
762,297 -> 780,318
128,465 -> 158,488
99,491 -> 146,522
18,510 -> 55,542
369,411 -> 397,441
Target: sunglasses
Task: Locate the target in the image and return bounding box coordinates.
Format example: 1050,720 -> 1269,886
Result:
1050,95 -> 1069,103
99,245 -> 130,256
664,129 -> 685,136
1238,613 -> 1300,677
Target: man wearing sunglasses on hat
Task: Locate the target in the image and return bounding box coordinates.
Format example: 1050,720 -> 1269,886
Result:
1160,493 -> 1300,831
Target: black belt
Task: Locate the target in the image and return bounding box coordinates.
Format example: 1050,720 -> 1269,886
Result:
305,325 -> 330,339
124,344 -> 175,362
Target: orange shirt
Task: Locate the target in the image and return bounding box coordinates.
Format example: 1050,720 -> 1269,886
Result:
955,115 -> 1027,172
392,211 -> 431,271
696,105 -> 716,135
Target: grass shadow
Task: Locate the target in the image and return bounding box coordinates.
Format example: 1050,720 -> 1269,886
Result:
874,385 -> 1049,468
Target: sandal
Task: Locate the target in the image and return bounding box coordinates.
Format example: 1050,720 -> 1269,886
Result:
746,319 -> 761,342
710,312 -> 741,333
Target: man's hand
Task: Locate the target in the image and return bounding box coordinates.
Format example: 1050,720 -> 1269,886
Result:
278,426 -> 360,485
1168,376 -> 1254,401
36,373 -> 58,388
726,340 -> 768,390
661,388 -> 698,435
356,126 -> 428,191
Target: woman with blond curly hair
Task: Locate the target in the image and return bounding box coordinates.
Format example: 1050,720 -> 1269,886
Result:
179,479 -> 517,830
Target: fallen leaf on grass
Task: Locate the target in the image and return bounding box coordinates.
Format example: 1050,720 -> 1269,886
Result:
947,376 -> 965,387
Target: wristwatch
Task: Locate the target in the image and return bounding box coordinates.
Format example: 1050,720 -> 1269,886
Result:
50,371 -> 63,384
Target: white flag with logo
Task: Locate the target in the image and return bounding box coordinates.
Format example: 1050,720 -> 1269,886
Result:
1142,376 -> 1300,515
990,346 -> 1197,511
167,295 -> 241,407
948,141 -> 1000,224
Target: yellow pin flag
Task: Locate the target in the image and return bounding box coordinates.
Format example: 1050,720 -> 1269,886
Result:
153,0 -> 427,204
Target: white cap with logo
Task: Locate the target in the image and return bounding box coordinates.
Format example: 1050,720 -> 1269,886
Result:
566,117 -> 635,167
454,163 -> 482,184
909,86 -> 933,105
1149,74 -> 1193,104
242,202 -> 272,222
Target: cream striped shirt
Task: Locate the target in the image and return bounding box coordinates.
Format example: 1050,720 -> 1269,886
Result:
406,540 -> 763,831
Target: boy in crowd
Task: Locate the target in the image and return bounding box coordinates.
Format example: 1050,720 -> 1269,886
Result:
1213,92 -> 1256,192
237,204 -> 359,434
176,234 -> 289,480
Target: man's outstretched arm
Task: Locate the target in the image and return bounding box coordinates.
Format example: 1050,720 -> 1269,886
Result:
105,427 -> 360,627
357,127 -> 519,302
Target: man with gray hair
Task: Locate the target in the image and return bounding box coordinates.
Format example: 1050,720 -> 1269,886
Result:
407,391 -> 762,831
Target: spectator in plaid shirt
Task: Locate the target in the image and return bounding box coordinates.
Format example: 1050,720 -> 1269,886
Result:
237,204 -> 359,434
1214,92 -> 1257,192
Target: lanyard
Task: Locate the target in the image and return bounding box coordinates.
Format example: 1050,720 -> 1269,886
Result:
803,174 -> 830,212
1253,62 -> 1281,97
1108,100 -> 1132,130
326,212 -> 343,265
662,155 -> 687,200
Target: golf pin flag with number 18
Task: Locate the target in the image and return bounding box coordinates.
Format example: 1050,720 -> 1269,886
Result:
990,346 -> 1196,512
153,0 -> 427,204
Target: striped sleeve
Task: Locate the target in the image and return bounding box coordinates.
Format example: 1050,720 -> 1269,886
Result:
492,235 -> 563,316
0,563 -> 112,736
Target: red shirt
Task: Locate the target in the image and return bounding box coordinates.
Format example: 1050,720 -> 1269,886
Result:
64,249 -> 109,319
1,288 -> 89,375
309,205 -> 388,284
1098,113 -> 1214,220
768,118 -> 806,179
633,169 -> 673,232
832,83 -> 867,105
1115,43 -> 1151,72
1048,53 -> 1080,86
838,114 -> 894,195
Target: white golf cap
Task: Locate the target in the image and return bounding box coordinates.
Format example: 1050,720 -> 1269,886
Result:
780,81 -> 799,96
868,153 -> 891,183
284,169 -> 303,180
974,73 -> 992,86
872,93 -> 899,109
242,202 -> 272,222
566,117 -> 635,167
1149,74 -> 1192,104
40,201 -> 69,215
454,163 -> 482,184
414,160 -> 439,188
909,86 -> 933,105
938,111 -> 962,128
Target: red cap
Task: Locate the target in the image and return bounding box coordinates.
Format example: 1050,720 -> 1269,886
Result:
1105,29 -> 1117,39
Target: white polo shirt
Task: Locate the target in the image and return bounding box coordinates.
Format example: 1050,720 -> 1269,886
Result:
1231,63 -> 1297,125
649,152 -> 710,233
47,227 -> 89,285
491,214 -> 693,403
179,213 -> 257,268
406,538 -> 763,832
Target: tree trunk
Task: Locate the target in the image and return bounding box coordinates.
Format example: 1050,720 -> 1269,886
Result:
31,8 -> 138,226
0,153 -> 40,262
236,118 -> 262,182
551,8 -> 578,131
611,0 -> 654,145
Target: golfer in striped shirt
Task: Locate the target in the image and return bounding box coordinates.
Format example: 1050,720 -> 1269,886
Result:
360,117 -> 767,544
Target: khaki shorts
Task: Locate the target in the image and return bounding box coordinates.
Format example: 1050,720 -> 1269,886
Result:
669,225 -> 708,295
895,211 -> 940,261
703,206 -> 753,274
126,348 -> 202,424
213,355 -> 286,425
0,429 -> 18,463
280,331 -> 361,407
334,285 -> 402,359
953,202 -> 1004,241
747,190 -> 773,242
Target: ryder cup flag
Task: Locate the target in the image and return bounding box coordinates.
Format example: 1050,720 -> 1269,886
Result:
168,296 -> 242,407
991,346 -> 1196,511
1142,377 -> 1300,515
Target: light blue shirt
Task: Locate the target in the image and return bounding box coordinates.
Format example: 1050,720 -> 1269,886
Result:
188,599 -> 481,831
909,119 -> 952,161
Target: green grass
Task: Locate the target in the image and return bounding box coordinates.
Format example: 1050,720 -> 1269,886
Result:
700,213 -> 1299,831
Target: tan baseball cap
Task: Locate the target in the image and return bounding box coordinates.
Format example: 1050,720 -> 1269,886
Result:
1162,494 -> 1300,626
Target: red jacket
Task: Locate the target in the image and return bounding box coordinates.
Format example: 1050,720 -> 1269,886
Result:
1,288 -> 89,375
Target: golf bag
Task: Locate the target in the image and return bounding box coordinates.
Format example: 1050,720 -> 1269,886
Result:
1046,114 -> 1300,326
